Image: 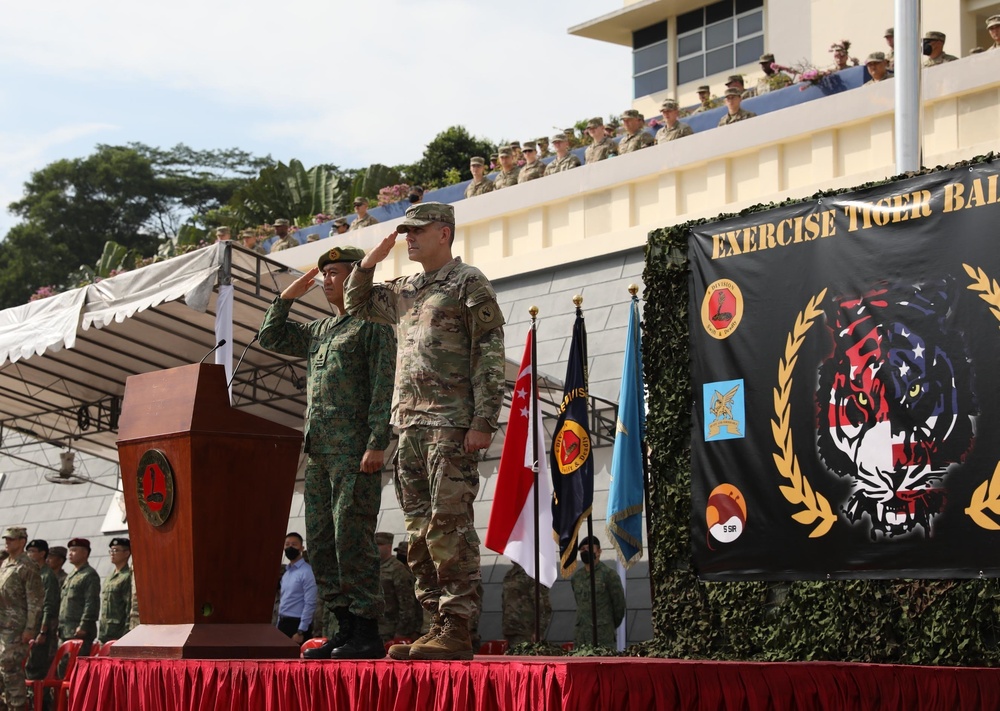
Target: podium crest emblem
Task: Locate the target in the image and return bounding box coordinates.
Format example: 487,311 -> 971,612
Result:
136,449 -> 175,527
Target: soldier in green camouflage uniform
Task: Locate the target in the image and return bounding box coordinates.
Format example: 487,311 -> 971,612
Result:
24,540 -> 59,682
544,134 -> 581,176
492,147 -> 521,190
656,99 -> 694,144
269,218 -> 300,252
718,88 -> 757,126
351,198 -> 380,230
571,536 -> 624,648
502,563 -> 552,646
535,137 -> 551,159
516,142 -> 546,184
617,110 -> 654,154
260,244 -> 396,660
59,539 -> 100,657
691,85 -> 713,114
345,202 -> 505,661
584,118 -> 617,164
99,538 -> 132,641
465,157 -> 495,199
376,532 -> 422,642
0,527 -> 43,711
46,547 -> 67,591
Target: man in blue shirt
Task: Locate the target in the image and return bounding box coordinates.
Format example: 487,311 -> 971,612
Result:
276,533 -> 317,645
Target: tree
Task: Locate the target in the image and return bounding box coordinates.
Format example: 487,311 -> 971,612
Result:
0,223 -> 75,307
404,126 -> 496,188
228,159 -> 346,227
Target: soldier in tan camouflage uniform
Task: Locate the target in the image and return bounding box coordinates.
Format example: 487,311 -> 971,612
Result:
376,532 -> 422,642
691,85 -> 713,114
864,52 -> 891,85
24,540 -> 59,682
988,16 -> 1000,50
516,141 -> 546,184
535,137 -> 551,159
563,128 -> 579,149
571,536 -> 624,648
346,202 -> 505,662
99,538 -> 132,641
584,117 -> 617,164
718,88 -> 757,126
333,217 -> 350,235
269,218 -> 299,253
215,226 -> 232,242
617,110 -> 654,154
492,147 -> 521,190
544,134 -> 581,176
58,538 -> 100,658
655,100 -> 693,144
753,54 -> 793,96
502,563 -> 552,646
923,31 -> 957,66
464,157 -> 495,199
884,28 -> 895,70
351,197 -> 380,231
240,229 -> 266,256
508,141 -> 523,165
260,245 -> 396,660
0,527 -> 43,711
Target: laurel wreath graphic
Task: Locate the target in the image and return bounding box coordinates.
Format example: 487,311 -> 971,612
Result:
771,288 -> 837,538
963,263 -> 1000,530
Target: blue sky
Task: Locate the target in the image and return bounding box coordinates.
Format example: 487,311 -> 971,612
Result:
0,0 -> 631,236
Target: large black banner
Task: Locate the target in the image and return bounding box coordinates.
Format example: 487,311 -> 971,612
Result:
690,163 -> 1000,580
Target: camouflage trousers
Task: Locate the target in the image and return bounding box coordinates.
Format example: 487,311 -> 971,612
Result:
304,453 -> 382,626
24,628 -> 57,680
394,427 -> 482,619
0,629 -> 29,710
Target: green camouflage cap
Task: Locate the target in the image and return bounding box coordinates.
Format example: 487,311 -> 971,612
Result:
759,53 -> 775,63
724,87 -> 743,98
353,196 -> 369,206
317,245 -> 366,270
498,146 -> 513,157
49,546 -> 67,559
551,133 -> 568,142
924,31 -> 945,41
620,109 -> 642,120
586,117 -> 604,129
469,156 -> 486,166
333,217 -> 348,227
697,85 -> 711,93
396,202 -> 455,233
660,99 -> 679,111
375,531 -> 393,545
522,140 -> 537,151
509,140 -> 521,148
274,218 -> 290,226
306,234 -> 320,242
865,51 -> 887,64
2,526 -> 27,539
885,27 -> 894,37
536,136 -> 549,144
987,16 -> 1000,29
726,74 -> 745,86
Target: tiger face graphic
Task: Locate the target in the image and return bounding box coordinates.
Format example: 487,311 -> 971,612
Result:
816,281 -> 977,539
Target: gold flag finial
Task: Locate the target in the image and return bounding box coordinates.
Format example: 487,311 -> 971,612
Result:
573,294 -> 583,307
628,284 -> 638,297
529,305 -> 539,318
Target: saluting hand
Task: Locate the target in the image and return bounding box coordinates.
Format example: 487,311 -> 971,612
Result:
281,267 -> 320,300
360,231 -> 399,270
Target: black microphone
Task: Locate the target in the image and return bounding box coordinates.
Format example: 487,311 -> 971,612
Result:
199,339 -> 227,364
228,334 -> 259,388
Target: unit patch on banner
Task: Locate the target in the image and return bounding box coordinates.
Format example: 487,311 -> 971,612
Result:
703,379 -> 745,441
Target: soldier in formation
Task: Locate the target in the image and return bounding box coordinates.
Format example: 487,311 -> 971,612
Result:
0,527 -> 43,711
571,536 -> 624,648
376,532 -> 422,642
501,563 -> 552,647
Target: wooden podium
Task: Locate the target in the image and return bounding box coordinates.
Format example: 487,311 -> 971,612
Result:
112,363 -> 303,659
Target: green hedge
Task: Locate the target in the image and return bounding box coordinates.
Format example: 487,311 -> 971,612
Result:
640,155 -> 1000,666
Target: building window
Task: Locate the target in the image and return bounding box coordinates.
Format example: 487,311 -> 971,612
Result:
633,22 -> 668,98
676,0 -> 764,86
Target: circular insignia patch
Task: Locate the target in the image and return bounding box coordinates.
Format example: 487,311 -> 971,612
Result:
477,303 -> 497,324
136,449 -> 175,527
706,483 -> 747,546
701,279 -> 744,340
553,420 -> 592,475
328,248 -> 341,262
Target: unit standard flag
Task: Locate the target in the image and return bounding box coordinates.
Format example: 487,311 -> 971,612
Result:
485,328 -> 558,586
607,295 -> 646,567
550,309 -> 593,578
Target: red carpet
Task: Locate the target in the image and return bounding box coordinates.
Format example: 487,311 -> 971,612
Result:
69,655 -> 1000,710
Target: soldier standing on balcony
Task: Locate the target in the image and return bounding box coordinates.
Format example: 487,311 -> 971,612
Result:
517,142 -> 546,183
465,157 -> 495,198
691,85 -> 713,114
492,147 -> 521,190
544,134 -> 582,175
617,110 -> 654,154
584,117 -> 617,163
0,527 -> 43,711
988,16 -> 1000,50
923,31 -> 957,66
351,197 -> 380,231
718,88 -> 757,126
655,100 -> 693,144
269,219 -> 299,252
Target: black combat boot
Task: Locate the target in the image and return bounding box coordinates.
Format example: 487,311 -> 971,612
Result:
303,607 -> 353,660
330,615 -> 386,659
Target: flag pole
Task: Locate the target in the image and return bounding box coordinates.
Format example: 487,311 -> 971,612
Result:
575,293 -> 599,648
529,304 -> 541,643
630,283 -> 656,612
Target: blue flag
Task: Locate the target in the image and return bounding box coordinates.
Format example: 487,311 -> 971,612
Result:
607,295 -> 646,567
550,309 -> 593,578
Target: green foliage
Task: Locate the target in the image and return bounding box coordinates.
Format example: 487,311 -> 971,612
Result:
404,126 -> 495,188
0,223 -> 75,307
228,159 -> 345,227
350,164 -> 403,209
642,153 -> 1000,666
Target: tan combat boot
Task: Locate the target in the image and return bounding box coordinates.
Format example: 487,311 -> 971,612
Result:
408,613 -> 473,661
388,611 -> 442,660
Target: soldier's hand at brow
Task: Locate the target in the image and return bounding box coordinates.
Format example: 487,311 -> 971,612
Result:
360,231 -> 399,269
281,267 -> 320,300
360,449 -> 385,473
464,429 -> 491,453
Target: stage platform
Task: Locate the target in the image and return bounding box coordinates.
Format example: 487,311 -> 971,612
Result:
69,654 -> 1000,710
